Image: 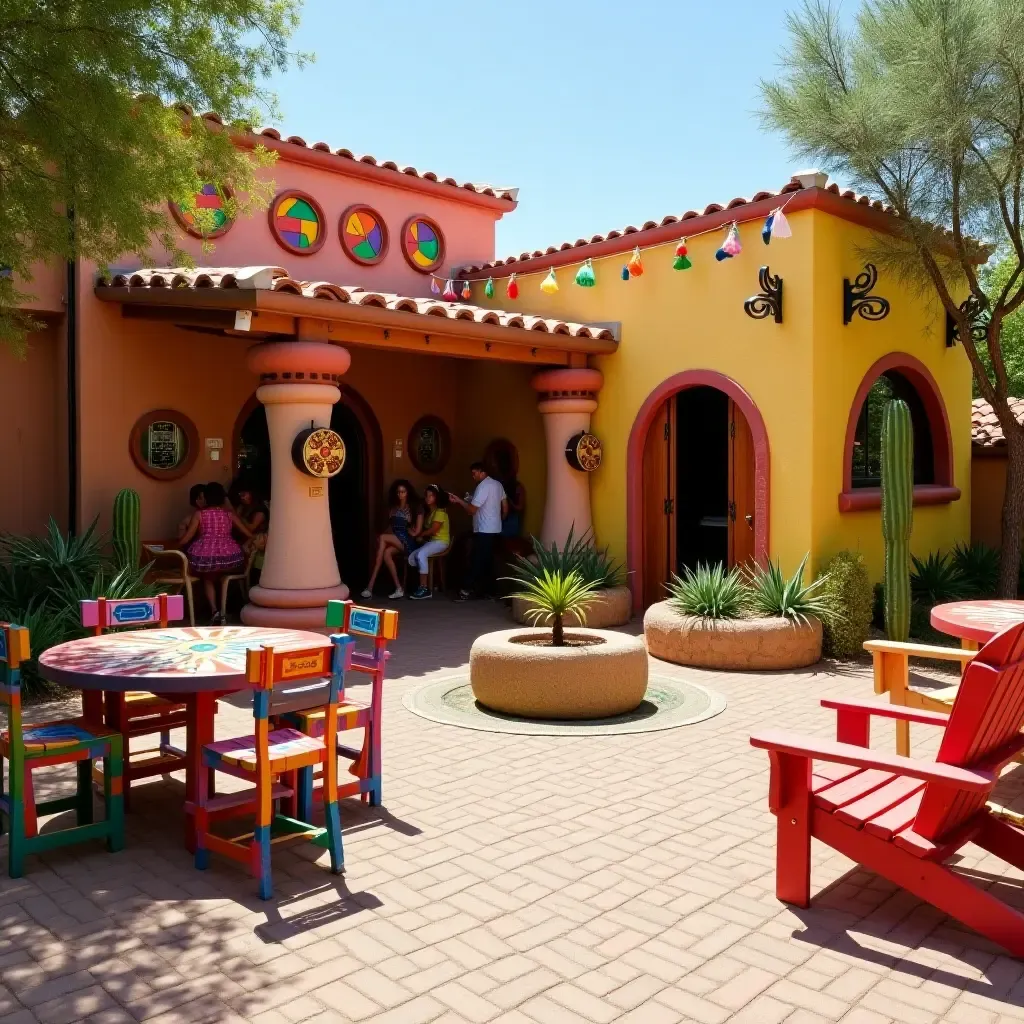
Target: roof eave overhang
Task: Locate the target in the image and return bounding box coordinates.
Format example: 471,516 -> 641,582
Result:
94,286 -> 618,359
239,134 -> 518,216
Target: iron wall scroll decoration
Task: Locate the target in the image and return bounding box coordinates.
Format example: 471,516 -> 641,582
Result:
945,295 -> 989,347
843,263 -> 890,325
743,266 -> 783,323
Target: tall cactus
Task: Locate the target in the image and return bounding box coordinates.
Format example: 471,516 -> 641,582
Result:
881,399 -> 914,642
112,488 -> 141,569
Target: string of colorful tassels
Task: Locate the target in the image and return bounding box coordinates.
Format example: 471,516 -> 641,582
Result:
430,276 -> 441,295
484,277 -> 494,299
627,246 -> 644,277
461,281 -> 472,300
762,207 -> 792,245
507,274 -> 519,300
442,279 -> 458,301
715,223 -> 742,261
540,267 -> 559,295
673,240 -> 692,270
575,259 -> 596,287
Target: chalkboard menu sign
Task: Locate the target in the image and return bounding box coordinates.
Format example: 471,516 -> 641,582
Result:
130,409 -> 199,481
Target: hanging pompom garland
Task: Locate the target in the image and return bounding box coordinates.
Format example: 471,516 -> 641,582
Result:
484,277 -> 494,299
507,274 -> 519,300
430,276 -> 441,295
540,267 -> 559,295
715,222 -> 742,261
673,239 -> 692,271
461,281 -> 472,300
764,207 -> 791,243
442,279 -> 458,301
575,259 -> 596,287
627,246 -> 644,277
621,265 -> 630,281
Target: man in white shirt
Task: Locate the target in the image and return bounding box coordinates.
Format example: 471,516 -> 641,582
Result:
448,462 -> 507,599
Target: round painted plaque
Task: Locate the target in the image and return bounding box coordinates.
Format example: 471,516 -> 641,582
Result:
292,426 -> 346,478
269,190 -> 326,255
401,215 -> 445,274
565,431 -> 603,472
340,204 -> 389,265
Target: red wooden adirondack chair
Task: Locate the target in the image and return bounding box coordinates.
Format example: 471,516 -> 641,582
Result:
750,620 -> 1024,957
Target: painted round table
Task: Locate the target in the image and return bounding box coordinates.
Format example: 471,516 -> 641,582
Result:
38,626 -> 327,850
930,600 -> 1024,649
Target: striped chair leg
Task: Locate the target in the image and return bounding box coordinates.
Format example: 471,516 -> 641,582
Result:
253,824 -> 273,900
7,761 -> 25,879
76,760 -> 93,825
194,763 -> 209,871
324,798 -> 344,874
104,737 -> 124,853
23,769 -> 37,839
297,766 -> 314,824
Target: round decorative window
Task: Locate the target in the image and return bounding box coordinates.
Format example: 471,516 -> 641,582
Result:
407,416 -> 451,474
169,183 -> 233,239
339,204 -> 389,266
401,215 -> 445,274
269,189 -> 326,255
129,410 -> 199,481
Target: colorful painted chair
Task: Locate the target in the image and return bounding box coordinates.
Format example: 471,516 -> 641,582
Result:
0,622 -> 124,877
191,633 -> 355,900
81,595 -> 191,804
281,600 -> 397,808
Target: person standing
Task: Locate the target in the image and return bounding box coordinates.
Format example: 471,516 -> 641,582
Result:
449,462 -> 507,600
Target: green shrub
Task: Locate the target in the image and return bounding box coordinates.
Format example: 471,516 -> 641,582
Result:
666,563 -> 748,620
747,554 -> 837,626
509,526 -> 624,590
910,550 -> 967,606
0,518 -> 157,696
816,551 -> 873,658
951,541 -> 999,597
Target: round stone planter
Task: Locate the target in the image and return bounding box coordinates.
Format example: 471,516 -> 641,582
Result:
469,627 -> 648,720
644,601 -> 823,671
510,586 -> 632,629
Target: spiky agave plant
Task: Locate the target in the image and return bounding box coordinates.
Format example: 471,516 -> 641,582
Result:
506,568 -> 600,646
747,554 -> 838,626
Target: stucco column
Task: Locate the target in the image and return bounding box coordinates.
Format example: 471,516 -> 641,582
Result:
531,368 -> 604,546
242,341 -> 352,628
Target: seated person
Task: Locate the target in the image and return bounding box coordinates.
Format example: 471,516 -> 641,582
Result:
177,482 -> 252,624
362,479 -> 422,600
177,484 -> 206,541
407,485 -> 450,600
231,481 -> 270,565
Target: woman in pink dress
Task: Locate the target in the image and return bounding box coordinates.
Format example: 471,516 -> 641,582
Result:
177,482 -> 251,624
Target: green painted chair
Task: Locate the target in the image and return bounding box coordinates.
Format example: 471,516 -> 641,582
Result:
0,622 -> 124,877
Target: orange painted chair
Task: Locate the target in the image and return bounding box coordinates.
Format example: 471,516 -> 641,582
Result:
751,620 -> 1024,957
0,622 -> 124,877
280,600 -> 397,809
80,595 -> 191,804
191,633 -> 355,900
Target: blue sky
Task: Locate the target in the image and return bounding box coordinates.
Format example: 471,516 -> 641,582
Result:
268,1 -> 803,258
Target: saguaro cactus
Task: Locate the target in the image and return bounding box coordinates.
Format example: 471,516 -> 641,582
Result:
881,399 -> 914,642
112,488 -> 141,569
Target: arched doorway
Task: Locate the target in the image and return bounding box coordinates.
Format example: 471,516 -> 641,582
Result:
232,385 -> 382,593
627,371 -> 770,610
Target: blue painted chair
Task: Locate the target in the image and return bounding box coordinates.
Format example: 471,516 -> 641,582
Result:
0,622 -> 124,877
190,633 -> 354,900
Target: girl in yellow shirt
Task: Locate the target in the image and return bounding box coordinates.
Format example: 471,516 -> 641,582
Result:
408,485 -> 450,600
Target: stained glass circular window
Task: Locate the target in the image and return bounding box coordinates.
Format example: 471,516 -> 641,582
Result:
170,184 -> 233,239
401,215 -> 445,274
269,189 -> 326,255
339,204 -> 389,266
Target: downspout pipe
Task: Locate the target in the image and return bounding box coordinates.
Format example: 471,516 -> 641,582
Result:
66,209 -> 78,534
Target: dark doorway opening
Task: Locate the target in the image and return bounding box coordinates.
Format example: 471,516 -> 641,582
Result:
675,386 -> 728,571
233,399 -> 373,593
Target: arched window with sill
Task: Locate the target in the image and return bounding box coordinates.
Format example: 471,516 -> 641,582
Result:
839,353 -> 959,512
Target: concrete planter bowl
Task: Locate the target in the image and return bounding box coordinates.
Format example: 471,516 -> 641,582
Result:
644,601 -> 823,671
469,627 -> 648,720
509,586 -> 633,629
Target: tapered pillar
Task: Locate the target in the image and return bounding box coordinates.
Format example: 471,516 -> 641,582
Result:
242,341 -> 352,628
531,368 -> 603,546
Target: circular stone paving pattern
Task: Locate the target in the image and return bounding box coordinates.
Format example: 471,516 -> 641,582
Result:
403,674 -> 726,737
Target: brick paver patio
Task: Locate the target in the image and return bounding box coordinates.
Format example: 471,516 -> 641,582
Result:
6,601 -> 1024,1023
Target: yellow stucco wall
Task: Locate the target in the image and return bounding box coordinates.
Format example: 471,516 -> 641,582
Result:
473,206 -> 973,582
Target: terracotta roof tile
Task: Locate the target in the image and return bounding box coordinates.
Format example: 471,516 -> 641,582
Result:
972,397 -> 1024,449
98,266 -> 615,341
459,174 -> 946,274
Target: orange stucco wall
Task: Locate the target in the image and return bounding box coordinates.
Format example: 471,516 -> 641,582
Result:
0,322 -> 67,534
972,454 -> 1006,549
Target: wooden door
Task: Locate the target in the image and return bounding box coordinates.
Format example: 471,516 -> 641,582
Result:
642,399 -> 676,606
728,400 -> 756,568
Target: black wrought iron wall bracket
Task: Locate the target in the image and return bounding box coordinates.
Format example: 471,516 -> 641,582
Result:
945,295 -> 989,347
843,264 -> 890,324
744,266 -> 783,324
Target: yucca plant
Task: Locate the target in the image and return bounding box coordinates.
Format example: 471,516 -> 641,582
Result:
666,563 -> 748,620
505,568 -> 600,646
951,542 -> 999,598
910,551 -> 967,606
509,526 -> 624,590
747,554 -> 837,627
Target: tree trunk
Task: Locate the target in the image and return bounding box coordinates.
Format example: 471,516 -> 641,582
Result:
552,613 -> 564,647
998,430 -> 1024,598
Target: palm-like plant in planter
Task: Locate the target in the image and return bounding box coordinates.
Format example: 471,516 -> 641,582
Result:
506,567 -> 600,647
